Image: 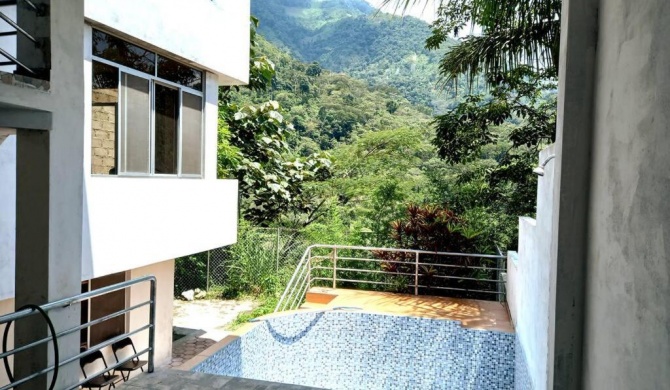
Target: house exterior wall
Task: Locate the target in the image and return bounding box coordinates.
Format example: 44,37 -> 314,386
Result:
0,2 -> 244,296
507,146 -> 555,390
582,0 -> 670,388
81,178 -> 238,279
81,26 -> 239,280
84,0 -> 250,85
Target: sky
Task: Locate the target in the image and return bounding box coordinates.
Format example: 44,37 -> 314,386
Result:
363,0 -> 440,24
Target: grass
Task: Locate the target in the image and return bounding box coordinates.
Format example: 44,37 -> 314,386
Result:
227,295 -> 279,330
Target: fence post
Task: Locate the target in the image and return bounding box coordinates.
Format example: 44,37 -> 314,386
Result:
148,278 -> 157,372
206,250 -> 211,291
307,247 -> 312,289
276,227 -> 281,272
332,247 -> 338,289
414,251 -> 419,295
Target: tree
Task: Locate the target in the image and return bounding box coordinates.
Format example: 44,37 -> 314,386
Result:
373,204 -> 499,299
306,62 -> 322,77
382,0 -> 561,246
385,100 -> 399,114
384,0 -> 560,81
219,17 -> 332,226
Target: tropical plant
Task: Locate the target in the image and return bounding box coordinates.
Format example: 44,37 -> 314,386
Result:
381,0 -> 561,243
218,17 -> 333,225
374,204 -> 499,300
223,101 -> 332,225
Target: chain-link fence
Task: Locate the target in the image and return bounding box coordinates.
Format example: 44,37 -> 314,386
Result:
174,227 -> 323,298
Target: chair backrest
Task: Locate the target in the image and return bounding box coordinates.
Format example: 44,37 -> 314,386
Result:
80,350 -> 107,377
112,337 -> 135,353
112,337 -> 138,363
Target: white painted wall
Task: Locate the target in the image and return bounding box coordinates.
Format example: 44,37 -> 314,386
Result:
507,145 -> 555,390
0,134 -> 15,301
81,178 -> 238,279
127,260 -> 175,367
84,0 -> 250,85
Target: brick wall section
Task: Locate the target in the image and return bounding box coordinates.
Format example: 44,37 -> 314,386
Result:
91,89 -> 117,174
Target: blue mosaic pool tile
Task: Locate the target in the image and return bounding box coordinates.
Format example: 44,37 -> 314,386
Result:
194,311 -> 518,389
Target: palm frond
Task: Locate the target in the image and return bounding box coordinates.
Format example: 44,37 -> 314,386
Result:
382,0 -> 561,84
439,19 -> 559,87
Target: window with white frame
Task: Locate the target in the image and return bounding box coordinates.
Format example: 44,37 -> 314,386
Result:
91,29 -> 204,177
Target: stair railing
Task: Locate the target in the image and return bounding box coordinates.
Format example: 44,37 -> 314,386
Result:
0,275 -> 156,390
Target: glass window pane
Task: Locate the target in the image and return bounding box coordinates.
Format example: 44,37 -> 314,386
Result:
91,61 -> 118,175
181,93 -> 203,175
157,55 -> 202,91
93,29 -> 156,75
154,84 -> 179,174
119,73 -> 151,174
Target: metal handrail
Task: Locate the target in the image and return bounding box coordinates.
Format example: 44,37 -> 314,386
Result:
0,275 -> 156,390
0,0 -> 48,77
275,244 -> 507,313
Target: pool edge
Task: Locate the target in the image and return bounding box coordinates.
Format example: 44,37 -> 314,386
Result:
177,321 -> 259,371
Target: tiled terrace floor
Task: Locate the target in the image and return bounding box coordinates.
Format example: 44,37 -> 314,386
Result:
170,333 -> 218,368
299,287 -> 514,333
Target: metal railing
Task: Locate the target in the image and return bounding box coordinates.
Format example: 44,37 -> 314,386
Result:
0,275 -> 156,390
275,245 -> 506,313
0,0 -> 49,78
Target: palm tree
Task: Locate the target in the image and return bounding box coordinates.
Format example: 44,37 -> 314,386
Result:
381,0 -> 561,85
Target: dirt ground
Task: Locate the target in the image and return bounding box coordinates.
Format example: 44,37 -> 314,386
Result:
170,298 -> 256,368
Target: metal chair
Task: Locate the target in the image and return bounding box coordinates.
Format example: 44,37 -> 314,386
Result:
80,350 -> 120,390
111,337 -> 147,381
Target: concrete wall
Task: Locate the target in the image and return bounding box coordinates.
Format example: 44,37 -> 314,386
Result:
127,260 -> 175,367
507,146 -> 555,390
81,177 -> 238,279
84,0 -> 250,85
582,0 -> 670,388
0,135 -> 15,301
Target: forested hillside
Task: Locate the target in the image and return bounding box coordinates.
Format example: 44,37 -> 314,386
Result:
235,37 -> 432,150
251,0 -> 459,112
222,34 -> 515,250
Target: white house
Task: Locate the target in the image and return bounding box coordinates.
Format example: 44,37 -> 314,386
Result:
0,0 -> 249,387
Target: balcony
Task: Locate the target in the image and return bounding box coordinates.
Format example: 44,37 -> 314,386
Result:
84,0 -> 250,85
82,177 -> 239,280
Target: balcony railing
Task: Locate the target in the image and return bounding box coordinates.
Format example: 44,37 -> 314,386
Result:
0,0 -> 49,80
275,245 -> 507,313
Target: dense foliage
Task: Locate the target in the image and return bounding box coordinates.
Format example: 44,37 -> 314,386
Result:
222,12 -> 524,248
218,18 -> 333,225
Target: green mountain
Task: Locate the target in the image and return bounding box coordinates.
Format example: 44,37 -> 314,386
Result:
235,36 -> 433,151
251,0 -> 458,113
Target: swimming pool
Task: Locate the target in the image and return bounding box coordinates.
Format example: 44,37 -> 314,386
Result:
192,310 -> 515,389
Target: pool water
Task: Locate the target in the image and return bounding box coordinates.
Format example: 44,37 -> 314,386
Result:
193,311 -> 515,389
